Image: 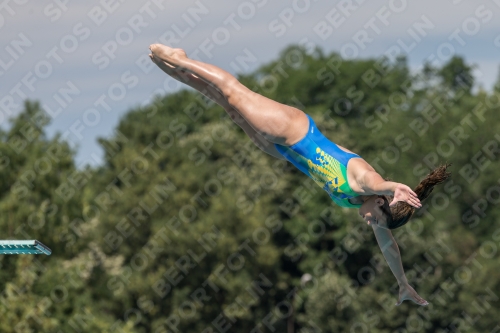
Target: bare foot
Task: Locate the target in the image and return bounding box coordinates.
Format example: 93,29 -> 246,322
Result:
149,44 -> 186,63
149,54 -> 200,84
149,54 -> 175,69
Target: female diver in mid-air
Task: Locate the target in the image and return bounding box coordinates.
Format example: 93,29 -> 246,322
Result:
148,44 -> 451,307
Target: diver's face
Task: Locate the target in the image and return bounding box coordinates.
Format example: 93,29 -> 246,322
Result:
359,196 -> 389,229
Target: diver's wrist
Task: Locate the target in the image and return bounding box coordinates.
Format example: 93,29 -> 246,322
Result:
398,277 -> 409,288
390,182 -> 404,196
383,181 -> 399,196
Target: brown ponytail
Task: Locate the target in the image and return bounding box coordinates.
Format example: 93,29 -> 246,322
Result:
382,163 -> 452,229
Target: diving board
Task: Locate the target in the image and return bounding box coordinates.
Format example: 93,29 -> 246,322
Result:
0,240 -> 52,255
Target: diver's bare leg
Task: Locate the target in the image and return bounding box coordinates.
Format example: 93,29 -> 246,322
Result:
149,44 -> 308,146
150,55 -> 285,160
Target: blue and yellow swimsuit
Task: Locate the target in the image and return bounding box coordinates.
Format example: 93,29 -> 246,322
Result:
274,114 -> 363,208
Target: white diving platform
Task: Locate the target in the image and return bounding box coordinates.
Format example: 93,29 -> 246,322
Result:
0,240 -> 52,255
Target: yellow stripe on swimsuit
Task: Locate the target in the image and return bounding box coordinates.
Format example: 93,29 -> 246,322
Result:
274,114 -> 363,208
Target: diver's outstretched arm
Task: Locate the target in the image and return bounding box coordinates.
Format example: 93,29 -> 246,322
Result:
372,225 -> 429,306
359,171 -> 422,208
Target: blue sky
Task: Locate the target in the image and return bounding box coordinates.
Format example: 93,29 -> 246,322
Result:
1,0 -> 500,167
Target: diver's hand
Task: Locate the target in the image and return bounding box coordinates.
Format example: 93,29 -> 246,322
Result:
397,284 -> 428,306
390,183 -> 422,208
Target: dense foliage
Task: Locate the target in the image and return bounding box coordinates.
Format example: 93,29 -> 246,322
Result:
1,46 -> 499,332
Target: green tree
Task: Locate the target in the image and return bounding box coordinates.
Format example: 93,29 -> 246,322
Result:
2,45 -> 500,332
438,56 -> 475,93
0,101 -> 135,333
